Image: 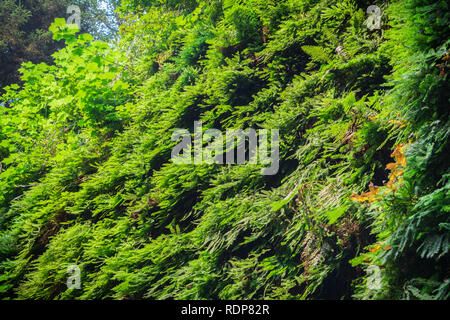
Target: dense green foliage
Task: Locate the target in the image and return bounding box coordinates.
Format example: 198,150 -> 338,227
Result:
0,0 -> 120,91
0,0 -> 448,300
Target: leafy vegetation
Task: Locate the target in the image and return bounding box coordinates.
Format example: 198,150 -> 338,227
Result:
0,0 -> 448,300
0,0 -> 120,92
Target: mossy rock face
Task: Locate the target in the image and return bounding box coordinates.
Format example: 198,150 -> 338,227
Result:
0,0 -> 448,300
